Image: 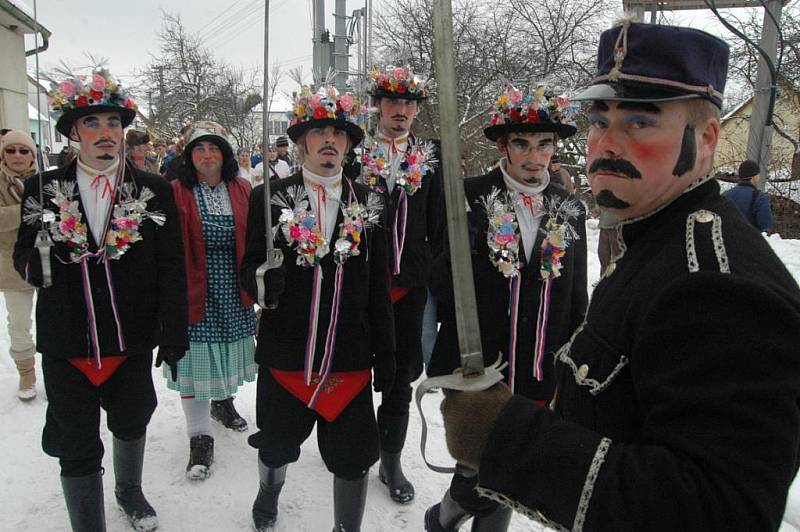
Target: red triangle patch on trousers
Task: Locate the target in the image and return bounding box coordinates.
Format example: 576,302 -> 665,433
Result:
270,368 -> 371,422
68,356 -> 128,387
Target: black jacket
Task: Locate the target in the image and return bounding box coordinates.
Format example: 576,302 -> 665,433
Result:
477,180 -> 800,531
241,173 -> 395,371
14,159 -> 188,359
359,135 -> 444,288
429,168 -> 588,400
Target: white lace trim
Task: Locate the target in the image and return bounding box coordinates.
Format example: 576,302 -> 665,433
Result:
685,209 -> 730,274
555,323 -> 629,396
474,486 -> 571,532
573,437 -> 612,531
196,182 -> 232,216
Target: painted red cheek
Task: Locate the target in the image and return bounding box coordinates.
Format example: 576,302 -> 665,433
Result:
628,139 -> 671,162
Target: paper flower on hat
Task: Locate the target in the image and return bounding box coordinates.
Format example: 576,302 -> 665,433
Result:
287,85 -> 368,128
368,65 -> 429,99
49,69 -> 136,120
488,85 -> 576,128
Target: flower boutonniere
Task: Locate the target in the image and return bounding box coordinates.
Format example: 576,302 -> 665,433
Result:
360,142 -> 387,193
395,140 -> 436,196
479,188 -> 522,278
273,185 -> 329,268
539,197 -> 582,280
333,192 -> 384,265
105,185 -> 166,260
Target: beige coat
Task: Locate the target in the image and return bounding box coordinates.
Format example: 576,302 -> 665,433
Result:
0,165 -> 34,290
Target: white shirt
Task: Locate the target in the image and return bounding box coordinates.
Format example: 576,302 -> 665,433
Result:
238,165 -> 257,185
76,156 -> 120,246
302,166 -> 343,244
500,157 -> 549,262
254,159 -> 291,183
378,132 -> 409,193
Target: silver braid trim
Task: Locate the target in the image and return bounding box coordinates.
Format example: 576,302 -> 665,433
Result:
573,437 -> 612,532
685,210 -> 730,274
474,486 -> 571,532
555,324 -> 629,396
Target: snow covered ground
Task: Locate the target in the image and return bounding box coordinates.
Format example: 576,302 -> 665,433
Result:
2,221 -> 800,531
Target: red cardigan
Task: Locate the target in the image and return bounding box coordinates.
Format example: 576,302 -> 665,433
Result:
172,177 -> 255,324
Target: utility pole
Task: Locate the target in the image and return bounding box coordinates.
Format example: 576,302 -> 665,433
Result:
312,0 -> 331,87
333,0 -> 349,92
746,0 -> 783,188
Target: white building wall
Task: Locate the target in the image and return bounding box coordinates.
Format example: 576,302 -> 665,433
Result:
0,26 -> 28,131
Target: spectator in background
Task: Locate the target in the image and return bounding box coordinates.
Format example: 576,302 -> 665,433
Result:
250,142 -> 263,168
549,154 -> 575,194
0,130 -> 39,401
722,159 -> 774,233
57,146 -> 79,168
237,147 -> 256,184
253,144 -> 290,183
153,139 -> 167,173
275,135 -> 294,168
164,125 -> 193,181
126,130 -> 151,172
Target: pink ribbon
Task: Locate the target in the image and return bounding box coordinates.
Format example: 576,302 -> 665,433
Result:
506,275 -> 521,392
391,190 -> 408,275
533,277 -> 553,381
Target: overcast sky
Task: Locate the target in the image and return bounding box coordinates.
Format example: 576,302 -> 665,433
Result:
21,0 -> 774,108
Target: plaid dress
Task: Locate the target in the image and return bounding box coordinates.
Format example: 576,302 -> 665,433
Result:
165,182 -> 257,400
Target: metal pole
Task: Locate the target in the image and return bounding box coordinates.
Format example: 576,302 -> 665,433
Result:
256,0 -> 283,309
746,0 -> 782,189
431,0 -> 484,377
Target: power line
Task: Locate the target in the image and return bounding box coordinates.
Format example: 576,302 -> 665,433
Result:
193,0 -> 247,36
196,0 -> 263,44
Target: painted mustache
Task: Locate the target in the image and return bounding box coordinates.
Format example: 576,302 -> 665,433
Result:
589,158 -> 642,180
391,114 -> 407,120
318,146 -> 339,155
94,139 -> 117,147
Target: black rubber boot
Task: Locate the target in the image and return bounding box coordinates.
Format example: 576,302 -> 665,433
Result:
61,471 -> 107,532
332,473 -> 368,532
186,435 -> 214,481
113,434 -> 158,532
377,408 -> 414,504
210,397 -> 248,432
470,506 -> 512,532
424,490 -> 470,532
252,460 -> 287,532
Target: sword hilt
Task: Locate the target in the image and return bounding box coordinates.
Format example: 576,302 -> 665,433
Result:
34,229 -> 54,288
256,248 -> 284,309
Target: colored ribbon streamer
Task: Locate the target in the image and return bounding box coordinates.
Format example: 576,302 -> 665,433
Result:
308,264 -> 346,409
391,190 -> 408,275
303,264 -> 324,385
533,277 -> 553,381
90,173 -> 113,201
506,275 -> 521,393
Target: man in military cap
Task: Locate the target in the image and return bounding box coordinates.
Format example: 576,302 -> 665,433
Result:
439,21 -> 800,531
14,69 -> 188,532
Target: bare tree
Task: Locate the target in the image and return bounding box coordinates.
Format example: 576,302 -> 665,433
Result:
372,0 -> 613,175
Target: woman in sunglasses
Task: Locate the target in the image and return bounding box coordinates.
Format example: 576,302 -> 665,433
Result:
0,130 -> 38,401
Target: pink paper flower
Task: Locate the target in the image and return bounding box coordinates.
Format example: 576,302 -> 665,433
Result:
339,94 -> 354,113
393,67 -> 408,79
311,94 -> 323,109
59,81 -> 75,98
91,74 -> 106,92
508,88 -> 523,105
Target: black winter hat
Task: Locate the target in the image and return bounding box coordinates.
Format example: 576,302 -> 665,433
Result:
738,160 -> 760,180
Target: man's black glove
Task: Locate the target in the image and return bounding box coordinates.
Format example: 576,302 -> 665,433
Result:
440,382 -> 512,470
155,347 -> 186,382
373,351 -> 396,393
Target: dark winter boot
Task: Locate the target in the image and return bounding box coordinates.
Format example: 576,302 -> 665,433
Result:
252,460 -> 287,532
332,473 -> 368,532
470,507 -> 512,532
424,490 -> 470,532
113,434 -> 158,532
210,397 -> 248,432
186,435 -> 214,481
61,471 -> 106,532
377,408 -> 414,504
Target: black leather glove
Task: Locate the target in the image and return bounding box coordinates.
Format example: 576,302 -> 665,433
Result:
440,382 -> 513,470
155,347 -> 186,382
372,351 -> 396,393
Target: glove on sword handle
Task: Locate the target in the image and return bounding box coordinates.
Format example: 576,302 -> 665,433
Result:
256,248 -> 284,309
35,229 -> 54,288
414,354 -> 508,474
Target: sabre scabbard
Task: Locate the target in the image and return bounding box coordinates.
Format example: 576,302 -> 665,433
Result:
255,248 -> 284,310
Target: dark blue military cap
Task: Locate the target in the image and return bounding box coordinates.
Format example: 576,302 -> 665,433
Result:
574,21 -> 730,108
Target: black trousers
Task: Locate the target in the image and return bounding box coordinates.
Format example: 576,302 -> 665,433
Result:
380,286 -> 427,415
249,367 -> 379,480
42,351 -> 157,477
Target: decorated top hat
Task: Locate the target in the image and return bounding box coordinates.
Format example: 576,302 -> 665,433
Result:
573,21 -> 730,109
368,65 -> 429,101
49,69 -> 137,137
483,85 -> 578,142
286,85 -> 368,145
